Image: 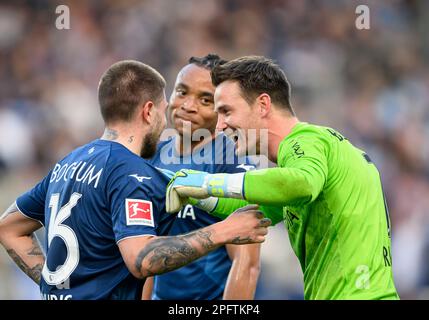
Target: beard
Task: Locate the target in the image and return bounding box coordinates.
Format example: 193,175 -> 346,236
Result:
140,132 -> 158,159
140,119 -> 163,159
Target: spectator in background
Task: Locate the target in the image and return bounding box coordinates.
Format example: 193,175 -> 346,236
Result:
0,0 -> 428,299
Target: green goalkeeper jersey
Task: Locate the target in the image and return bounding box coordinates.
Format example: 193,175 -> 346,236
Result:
225,122 -> 398,299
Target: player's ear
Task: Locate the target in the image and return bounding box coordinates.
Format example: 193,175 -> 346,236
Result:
256,93 -> 271,118
141,101 -> 155,125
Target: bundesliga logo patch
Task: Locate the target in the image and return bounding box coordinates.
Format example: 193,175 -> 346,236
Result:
125,199 -> 154,227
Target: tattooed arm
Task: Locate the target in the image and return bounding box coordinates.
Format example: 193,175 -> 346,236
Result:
0,203 -> 44,284
118,205 -> 271,279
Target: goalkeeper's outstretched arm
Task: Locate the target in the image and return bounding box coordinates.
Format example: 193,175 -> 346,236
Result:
167,165 -> 325,214
243,167 -> 322,206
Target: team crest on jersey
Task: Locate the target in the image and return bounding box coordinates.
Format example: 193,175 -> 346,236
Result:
125,199 -> 154,227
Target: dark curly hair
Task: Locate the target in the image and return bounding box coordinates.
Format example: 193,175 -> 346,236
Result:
211,55 -> 294,115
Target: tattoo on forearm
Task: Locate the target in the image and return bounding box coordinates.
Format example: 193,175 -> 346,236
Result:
5,234 -> 44,284
194,230 -> 215,250
137,238 -> 197,277
231,236 -> 252,244
103,128 -> 119,141
6,249 -> 43,284
28,234 -> 44,256
135,229 -> 218,277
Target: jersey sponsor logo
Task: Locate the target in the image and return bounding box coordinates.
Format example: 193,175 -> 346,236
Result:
125,199 -> 154,227
128,174 -> 152,183
88,147 -> 95,154
236,164 -> 255,171
177,204 -> 196,220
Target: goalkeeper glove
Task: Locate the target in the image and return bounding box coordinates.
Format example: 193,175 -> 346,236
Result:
166,169 -> 245,213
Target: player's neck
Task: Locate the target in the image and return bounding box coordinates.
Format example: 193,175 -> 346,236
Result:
267,116 -> 299,163
101,126 -> 144,156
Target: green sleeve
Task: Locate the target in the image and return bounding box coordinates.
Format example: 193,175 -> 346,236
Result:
210,198 -> 284,225
243,130 -> 328,206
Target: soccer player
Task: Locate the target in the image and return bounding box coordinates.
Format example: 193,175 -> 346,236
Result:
0,60 -> 271,300
143,54 -> 260,300
166,56 -> 399,300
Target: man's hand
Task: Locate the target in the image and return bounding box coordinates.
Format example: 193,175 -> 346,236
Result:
217,204 -> 271,244
166,169 -> 245,213
119,204 -> 270,279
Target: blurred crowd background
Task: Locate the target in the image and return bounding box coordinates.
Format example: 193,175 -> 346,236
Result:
0,0 -> 428,299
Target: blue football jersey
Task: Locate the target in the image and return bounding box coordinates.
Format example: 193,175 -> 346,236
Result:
148,134 -> 255,300
16,139 -> 173,300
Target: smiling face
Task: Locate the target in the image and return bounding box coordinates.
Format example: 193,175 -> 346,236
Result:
214,80 -> 264,156
169,64 -> 218,138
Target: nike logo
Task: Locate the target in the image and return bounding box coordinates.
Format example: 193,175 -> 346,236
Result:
236,164 -> 255,171
129,174 -> 152,183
